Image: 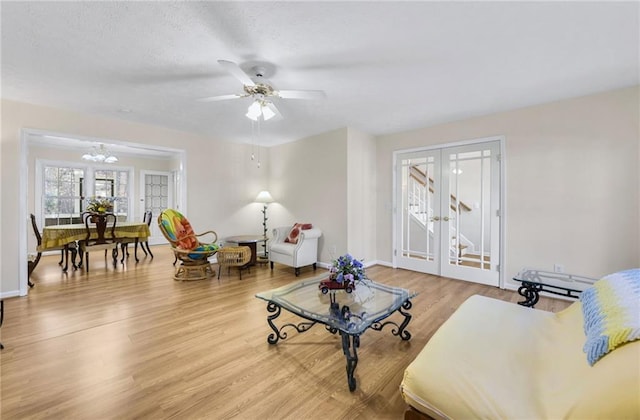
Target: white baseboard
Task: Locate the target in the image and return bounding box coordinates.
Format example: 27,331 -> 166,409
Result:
319,260 -> 394,269
371,260 -> 394,268
1,290 -> 22,299
316,261 -> 330,270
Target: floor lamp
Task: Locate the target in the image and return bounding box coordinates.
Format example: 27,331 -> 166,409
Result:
255,190 -> 274,258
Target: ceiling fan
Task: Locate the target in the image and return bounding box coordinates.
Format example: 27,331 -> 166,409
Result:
199,60 -> 326,121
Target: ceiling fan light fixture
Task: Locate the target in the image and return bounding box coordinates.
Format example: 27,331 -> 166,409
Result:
262,105 -> 276,121
246,100 -> 276,121
208,60 -> 324,122
246,101 -> 262,121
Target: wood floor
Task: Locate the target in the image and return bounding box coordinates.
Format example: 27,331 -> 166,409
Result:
1,246 -> 570,419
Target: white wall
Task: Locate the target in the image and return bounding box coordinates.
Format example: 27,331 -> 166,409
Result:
268,128 -> 348,264
1,99 -> 269,296
376,86 -> 640,282
267,127 -> 377,267
346,127 -> 377,264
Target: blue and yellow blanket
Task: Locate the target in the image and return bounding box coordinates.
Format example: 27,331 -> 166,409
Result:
580,268 -> 640,365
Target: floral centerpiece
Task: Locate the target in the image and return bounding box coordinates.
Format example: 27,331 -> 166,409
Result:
85,196 -> 115,214
329,253 -> 366,284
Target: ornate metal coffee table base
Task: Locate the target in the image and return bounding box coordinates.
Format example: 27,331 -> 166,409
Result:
264,300 -> 413,391
340,332 -> 359,391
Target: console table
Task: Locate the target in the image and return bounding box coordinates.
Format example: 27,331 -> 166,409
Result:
513,269 -> 596,308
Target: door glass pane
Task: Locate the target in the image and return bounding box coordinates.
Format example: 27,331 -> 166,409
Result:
145,173 -> 170,240
448,150 -> 492,270
400,156 -> 435,262
145,174 -> 169,214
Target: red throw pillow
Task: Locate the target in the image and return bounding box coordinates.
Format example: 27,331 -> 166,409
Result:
285,223 -> 313,244
285,224 -> 302,244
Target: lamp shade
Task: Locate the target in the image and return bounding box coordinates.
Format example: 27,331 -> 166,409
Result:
261,105 -> 276,121
246,101 -> 262,121
255,190 -> 274,203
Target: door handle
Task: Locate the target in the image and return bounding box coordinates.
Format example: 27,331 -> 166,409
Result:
443,216 -> 450,222
431,216 -> 441,221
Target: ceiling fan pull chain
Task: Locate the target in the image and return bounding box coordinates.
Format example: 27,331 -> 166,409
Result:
250,120 -> 256,161
256,116 -> 262,168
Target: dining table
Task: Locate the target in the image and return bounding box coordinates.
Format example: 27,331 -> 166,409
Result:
35,221 -> 151,273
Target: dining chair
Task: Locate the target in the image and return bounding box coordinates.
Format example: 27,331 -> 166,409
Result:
29,214 -> 78,280
80,211 -> 117,257
119,210 -> 154,263
78,213 -> 119,272
140,210 -> 154,258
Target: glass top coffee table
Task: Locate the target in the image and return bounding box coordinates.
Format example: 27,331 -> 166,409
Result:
255,274 -> 417,391
513,268 -> 596,307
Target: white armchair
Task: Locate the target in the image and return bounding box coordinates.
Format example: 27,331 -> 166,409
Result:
269,226 -> 322,276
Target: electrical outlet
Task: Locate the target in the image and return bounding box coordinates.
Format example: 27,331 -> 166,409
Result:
330,245 -> 337,255
554,264 -> 565,274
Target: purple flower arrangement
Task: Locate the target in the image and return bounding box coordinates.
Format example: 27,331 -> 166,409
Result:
329,253 -> 365,284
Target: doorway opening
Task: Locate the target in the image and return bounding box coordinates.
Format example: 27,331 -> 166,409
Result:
19,129 -> 186,295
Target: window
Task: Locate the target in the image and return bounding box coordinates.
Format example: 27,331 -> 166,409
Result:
38,161 -> 132,226
92,169 -> 130,220
43,165 -> 85,226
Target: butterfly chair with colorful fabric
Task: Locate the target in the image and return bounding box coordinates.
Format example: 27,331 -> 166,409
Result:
158,209 -> 220,281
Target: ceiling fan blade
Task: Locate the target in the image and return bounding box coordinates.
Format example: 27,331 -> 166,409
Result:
218,60 -> 256,87
198,93 -> 247,102
276,89 -> 326,100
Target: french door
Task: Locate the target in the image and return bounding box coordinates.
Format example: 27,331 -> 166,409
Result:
395,140 -> 502,286
140,170 -> 174,245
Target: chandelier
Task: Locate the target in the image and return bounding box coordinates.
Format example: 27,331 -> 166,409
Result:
82,144 -> 118,163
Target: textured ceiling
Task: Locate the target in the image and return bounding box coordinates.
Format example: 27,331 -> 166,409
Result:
2,2 -> 638,148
